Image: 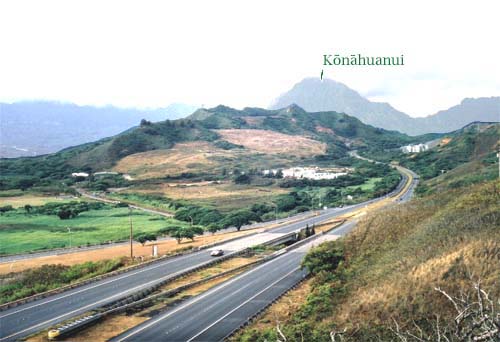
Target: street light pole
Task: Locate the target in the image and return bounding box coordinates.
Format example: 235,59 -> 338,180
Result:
129,206 -> 133,259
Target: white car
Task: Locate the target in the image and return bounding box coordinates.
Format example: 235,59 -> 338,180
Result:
210,249 -> 224,257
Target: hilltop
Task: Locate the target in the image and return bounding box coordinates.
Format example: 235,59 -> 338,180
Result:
0,104 -> 429,189
270,78 -> 500,135
235,123 -> 500,342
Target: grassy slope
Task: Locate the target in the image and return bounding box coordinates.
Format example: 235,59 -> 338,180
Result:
237,125 -> 500,341
1,105 -> 425,189
0,207 -> 188,254
399,123 -> 499,180
238,179 -> 499,342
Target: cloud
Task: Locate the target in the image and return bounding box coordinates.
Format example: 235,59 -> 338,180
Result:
0,0 -> 499,117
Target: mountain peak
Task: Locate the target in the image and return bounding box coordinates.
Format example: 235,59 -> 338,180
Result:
269,77 -> 413,132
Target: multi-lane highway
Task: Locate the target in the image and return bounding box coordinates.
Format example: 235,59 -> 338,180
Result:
110,167 -> 418,342
111,221 -> 359,342
0,201 -> 389,342
0,164 -> 417,342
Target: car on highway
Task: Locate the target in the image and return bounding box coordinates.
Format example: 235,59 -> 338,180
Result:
210,249 -> 224,257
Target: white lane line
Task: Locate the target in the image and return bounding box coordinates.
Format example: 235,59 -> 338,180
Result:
114,251 -> 303,342
0,253 -> 239,342
186,267 -> 301,342
0,249 -> 208,319
0,209 -> 336,319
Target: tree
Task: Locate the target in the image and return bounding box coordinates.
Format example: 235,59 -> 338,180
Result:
221,210 -> 260,231
140,119 -> 152,126
135,233 -> 157,246
207,224 -> 220,235
57,209 -> 73,220
234,174 -> 251,184
17,177 -> 37,191
161,226 -> 204,243
302,240 -> 344,275
24,204 -> 33,214
0,205 -> 14,213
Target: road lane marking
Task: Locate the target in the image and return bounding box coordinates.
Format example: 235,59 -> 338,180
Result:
0,208 -> 337,320
0,249 -> 210,319
0,252 -> 242,341
186,267 -> 301,342
114,251 -> 304,341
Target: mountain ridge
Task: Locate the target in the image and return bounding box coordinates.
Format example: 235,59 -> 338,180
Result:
0,101 -> 198,158
269,78 -> 500,135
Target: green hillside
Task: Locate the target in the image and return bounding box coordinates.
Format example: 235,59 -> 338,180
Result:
399,123 -> 499,180
236,126 -> 500,342
0,105 -> 426,191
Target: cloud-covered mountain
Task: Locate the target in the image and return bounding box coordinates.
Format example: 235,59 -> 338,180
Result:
0,101 -> 198,157
269,78 -> 500,135
413,97 -> 500,133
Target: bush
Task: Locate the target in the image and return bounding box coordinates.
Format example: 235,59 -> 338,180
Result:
0,205 -> 14,213
0,258 -> 124,304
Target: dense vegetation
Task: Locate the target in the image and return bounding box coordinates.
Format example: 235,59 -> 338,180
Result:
0,105 -> 427,192
237,177 -> 499,341
361,123 -> 499,181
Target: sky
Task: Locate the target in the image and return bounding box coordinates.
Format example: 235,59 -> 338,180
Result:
0,0 -> 499,117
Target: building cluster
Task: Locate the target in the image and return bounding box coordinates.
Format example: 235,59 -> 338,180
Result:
400,143 -> 429,153
263,167 -> 349,180
71,171 -> 119,178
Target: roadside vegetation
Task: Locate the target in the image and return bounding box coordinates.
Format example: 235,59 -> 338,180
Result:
236,173 -> 499,341
0,258 -> 125,304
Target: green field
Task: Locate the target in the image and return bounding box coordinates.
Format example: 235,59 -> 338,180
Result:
0,207 -> 189,255
346,177 -> 382,191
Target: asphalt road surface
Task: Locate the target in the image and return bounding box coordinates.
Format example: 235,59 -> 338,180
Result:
0,201 -> 380,342
0,166 -> 416,342
111,221 -> 359,342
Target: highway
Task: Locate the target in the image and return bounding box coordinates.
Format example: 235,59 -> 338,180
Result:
111,221 -> 359,342
110,167 -> 419,342
0,165 -> 417,342
0,201 -> 386,342
0,210 -> 315,264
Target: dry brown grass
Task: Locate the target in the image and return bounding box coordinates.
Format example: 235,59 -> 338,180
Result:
113,141 -> 223,178
315,125 -> 334,134
215,129 -> 327,156
323,181 -> 500,332
0,229 -> 261,274
0,195 -> 69,208
232,277 -> 314,338
440,137 -> 452,146
26,315 -> 148,342
133,181 -> 288,201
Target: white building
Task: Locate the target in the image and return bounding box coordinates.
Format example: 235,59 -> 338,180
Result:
94,171 -> 119,176
400,143 -> 429,153
282,167 -> 347,180
71,172 -> 89,178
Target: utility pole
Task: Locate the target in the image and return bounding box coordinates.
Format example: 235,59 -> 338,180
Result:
67,227 -> 72,248
497,151 -> 500,179
129,206 -> 133,259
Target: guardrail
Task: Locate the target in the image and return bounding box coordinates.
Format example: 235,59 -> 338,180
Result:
0,230 -> 261,312
48,248 -> 265,340
47,220 -> 346,339
221,268 -> 309,342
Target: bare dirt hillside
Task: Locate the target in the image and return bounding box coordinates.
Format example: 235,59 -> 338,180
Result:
215,129 -> 326,156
